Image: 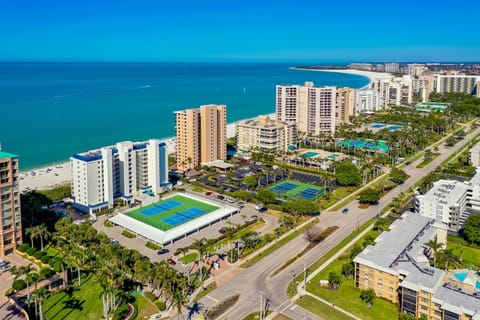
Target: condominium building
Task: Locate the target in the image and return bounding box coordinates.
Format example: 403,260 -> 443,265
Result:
475,82 -> 480,98
276,82 -> 336,136
349,63 -> 374,71
0,150 -> 22,257
414,169 -> 480,232
175,104 -> 226,172
434,75 -> 480,94
407,64 -> 427,77
71,139 -> 169,214
335,87 -> 356,127
235,115 -> 297,153
354,213 -> 480,320
384,63 -> 400,73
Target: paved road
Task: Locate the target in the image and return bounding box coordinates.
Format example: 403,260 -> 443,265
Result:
194,124 -> 480,320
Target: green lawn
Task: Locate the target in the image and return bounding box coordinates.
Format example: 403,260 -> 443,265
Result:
447,242 -> 480,269
269,180 -> 323,200
296,296 -> 353,320
43,274 -> 103,320
134,295 -> 159,319
125,194 -> 218,231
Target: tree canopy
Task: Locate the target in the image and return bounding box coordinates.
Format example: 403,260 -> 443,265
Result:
281,198 -> 320,216
389,167 -> 408,184
358,188 -> 380,204
463,214 -> 480,245
256,188 -> 277,205
336,161 -> 362,186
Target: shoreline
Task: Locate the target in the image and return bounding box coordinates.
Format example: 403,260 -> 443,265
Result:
19,113 -> 275,192
291,67 -> 393,90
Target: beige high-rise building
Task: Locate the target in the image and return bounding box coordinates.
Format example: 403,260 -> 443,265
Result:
175,104 -> 226,172
434,75 -> 480,94
0,150 -> 22,257
276,82 -> 336,136
335,87 -> 356,127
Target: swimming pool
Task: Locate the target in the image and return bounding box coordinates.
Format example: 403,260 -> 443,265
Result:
454,272 -> 468,282
302,151 -> 319,158
387,125 -> 402,131
328,154 -> 339,159
370,123 -> 386,129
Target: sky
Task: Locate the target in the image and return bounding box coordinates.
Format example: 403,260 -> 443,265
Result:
1,0 -> 479,62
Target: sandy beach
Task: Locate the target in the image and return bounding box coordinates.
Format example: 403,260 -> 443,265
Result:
292,67 -> 394,90
19,113 -> 275,192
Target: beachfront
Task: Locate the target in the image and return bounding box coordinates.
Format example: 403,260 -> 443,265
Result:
18,114 -> 273,192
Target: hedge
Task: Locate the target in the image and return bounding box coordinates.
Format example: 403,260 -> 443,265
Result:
26,247 -> 38,256
12,279 -> 27,291
17,243 -> 30,252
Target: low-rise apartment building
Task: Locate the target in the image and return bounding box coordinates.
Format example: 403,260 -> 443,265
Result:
354,213 -> 480,320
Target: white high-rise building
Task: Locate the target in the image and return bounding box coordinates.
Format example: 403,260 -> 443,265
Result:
71,139 -> 169,214
434,75 -> 480,94
384,63 -> 400,73
276,82 -> 336,136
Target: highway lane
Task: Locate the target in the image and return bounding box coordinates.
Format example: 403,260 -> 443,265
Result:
194,124 -> 480,320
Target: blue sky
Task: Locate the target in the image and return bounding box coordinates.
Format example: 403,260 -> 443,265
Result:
1,0 -> 479,62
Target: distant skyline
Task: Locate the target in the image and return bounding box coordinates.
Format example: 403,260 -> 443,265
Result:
1,0 -> 479,62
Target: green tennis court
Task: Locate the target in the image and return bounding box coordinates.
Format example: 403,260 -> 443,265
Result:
125,194 -> 219,231
269,180 -> 323,200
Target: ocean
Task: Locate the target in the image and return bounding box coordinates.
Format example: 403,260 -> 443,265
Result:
0,63 -> 369,169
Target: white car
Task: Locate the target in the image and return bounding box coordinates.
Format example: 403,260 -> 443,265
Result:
226,198 -> 235,203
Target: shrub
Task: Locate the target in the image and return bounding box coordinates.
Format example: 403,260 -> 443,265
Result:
104,220 -> 113,228
17,243 -> 31,252
33,251 -> 46,260
121,230 -> 136,238
5,288 -> 15,296
144,291 -> 156,302
12,279 -> 27,291
40,268 -> 54,279
26,247 -> 37,256
155,300 -> 166,311
145,241 -> 161,250
40,255 -> 51,264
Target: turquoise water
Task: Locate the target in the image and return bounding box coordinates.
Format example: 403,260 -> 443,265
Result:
328,154 -> 339,159
454,272 -> 468,282
0,63 -> 369,169
302,151 -> 319,158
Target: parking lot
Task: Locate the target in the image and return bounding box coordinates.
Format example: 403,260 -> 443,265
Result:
93,192 -> 279,270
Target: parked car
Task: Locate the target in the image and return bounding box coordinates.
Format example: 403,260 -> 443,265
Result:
226,197 -> 235,203
238,202 -> 245,208
205,191 -> 213,196
0,264 -> 13,273
217,195 -> 225,200
167,258 -> 176,265
110,239 -> 119,244
342,208 -> 349,214
219,227 -> 227,234
250,215 -> 259,221
157,248 -> 169,255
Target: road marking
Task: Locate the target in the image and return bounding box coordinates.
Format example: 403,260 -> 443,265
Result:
205,295 -> 219,303
290,305 -> 297,311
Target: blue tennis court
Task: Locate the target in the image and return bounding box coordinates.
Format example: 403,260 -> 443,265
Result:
161,208 -> 207,226
162,214 -> 191,226
271,182 -> 298,194
140,200 -> 182,217
299,188 -> 323,200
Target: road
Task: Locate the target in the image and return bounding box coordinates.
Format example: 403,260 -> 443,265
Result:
193,124 -> 480,320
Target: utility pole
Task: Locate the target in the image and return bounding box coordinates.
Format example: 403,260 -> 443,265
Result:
259,289 -> 265,320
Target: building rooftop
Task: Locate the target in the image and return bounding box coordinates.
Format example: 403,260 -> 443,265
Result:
0,150 -> 18,159
417,180 -> 470,206
354,213 -> 436,274
433,284 -> 480,318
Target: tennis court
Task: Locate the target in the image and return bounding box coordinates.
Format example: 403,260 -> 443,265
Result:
125,194 -> 219,231
269,180 -> 323,200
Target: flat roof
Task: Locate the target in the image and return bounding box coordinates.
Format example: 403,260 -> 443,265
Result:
109,193 -> 237,245
203,160 -> 233,169
0,151 -> 18,159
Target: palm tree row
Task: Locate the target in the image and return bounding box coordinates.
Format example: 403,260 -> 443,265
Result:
51,217 -> 189,318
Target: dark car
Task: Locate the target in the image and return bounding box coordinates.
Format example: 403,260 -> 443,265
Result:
217,195 -> 225,200
219,227 -> 227,234
342,208 -> 349,214
157,248 -> 169,255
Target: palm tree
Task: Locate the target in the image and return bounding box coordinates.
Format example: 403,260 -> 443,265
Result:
32,287 -> 48,320
37,224 -> 51,251
439,248 -> 461,271
360,288 -> 376,309
25,226 -> 37,248
424,236 -> 443,266
19,264 -> 34,304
